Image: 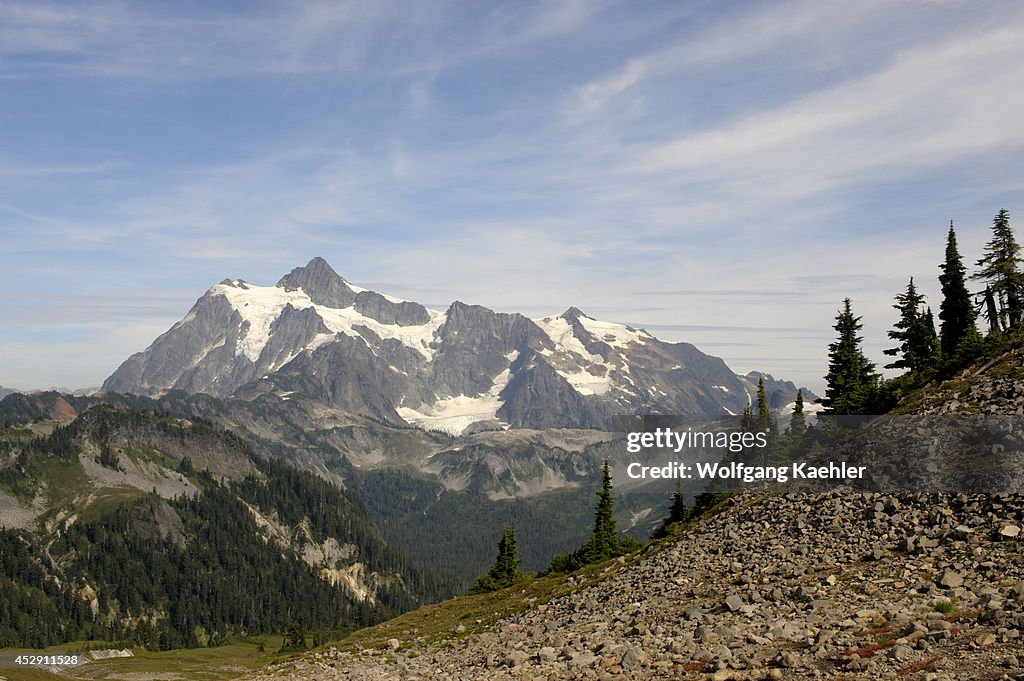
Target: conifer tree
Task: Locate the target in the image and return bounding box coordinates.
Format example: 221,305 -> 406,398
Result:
754,376 -> 778,462
820,298 -> 879,415
740,404 -> 753,432
789,389 -> 806,440
883,278 -> 936,374
545,461 -> 637,574
652,481 -> 688,539
280,619 -> 307,652
756,376 -> 771,432
922,307 -> 939,365
580,461 -> 618,563
938,222 -> 977,356
972,209 -> 1024,331
474,525 -> 524,592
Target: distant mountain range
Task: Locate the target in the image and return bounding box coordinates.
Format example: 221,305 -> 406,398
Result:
104,257 -> 813,433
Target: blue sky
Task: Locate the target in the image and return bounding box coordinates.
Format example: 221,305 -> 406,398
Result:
2,0 -> 1023,392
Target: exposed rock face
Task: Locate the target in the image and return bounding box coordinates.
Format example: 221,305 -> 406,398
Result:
277,256 -> 358,308
260,334 -> 412,420
258,304 -> 333,371
103,258 -> 787,432
104,292 -> 254,397
353,291 -> 430,327
739,371 -> 806,409
245,492 -> 1024,681
430,302 -> 543,398
497,353 -> 610,430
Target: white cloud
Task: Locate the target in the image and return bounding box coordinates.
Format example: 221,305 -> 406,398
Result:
570,59 -> 647,116
632,24 -> 1024,198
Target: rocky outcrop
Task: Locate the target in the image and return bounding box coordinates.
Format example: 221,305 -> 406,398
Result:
277,257 -> 358,308
103,292 -> 253,398
429,302 -> 543,397
497,353 -> 611,430
353,291 -> 430,327
916,344 -> 1024,415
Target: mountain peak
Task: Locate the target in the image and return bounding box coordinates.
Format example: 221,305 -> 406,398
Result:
560,306 -> 589,322
276,257 -> 356,308
277,257 -> 347,286
104,261 -> 796,429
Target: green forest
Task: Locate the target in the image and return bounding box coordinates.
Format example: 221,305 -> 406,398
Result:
0,410 -> 450,650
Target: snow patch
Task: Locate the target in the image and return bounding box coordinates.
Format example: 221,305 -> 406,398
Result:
533,316 -> 604,363
559,367 -> 612,396
397,353 -> 517,435
397,395 -> 502,436
212,282 -> 445,362
347,281 -> 407,304
536,311 -> 630,393
576,315 -> 649,348
778,399 -> 826,425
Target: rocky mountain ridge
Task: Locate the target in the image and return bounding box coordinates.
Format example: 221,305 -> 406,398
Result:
104,258 -> 810,434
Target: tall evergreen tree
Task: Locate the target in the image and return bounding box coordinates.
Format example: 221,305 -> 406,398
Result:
820,298 -> 879,415
938,222 -> 977,355
545,461 -> 636,574
883,278 -> 936,374
972,209 -> 1024,331
922,307 -> 939,365
789,389 -> 806,440
652,481 -> 687,539
756,376 -> 771,432
580,461 -> 618,563
754,376 -> 778,462
474,525 -> 524,592
740,404 -> 753,432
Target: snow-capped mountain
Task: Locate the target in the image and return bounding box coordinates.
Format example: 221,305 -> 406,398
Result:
104,258 -> 771,433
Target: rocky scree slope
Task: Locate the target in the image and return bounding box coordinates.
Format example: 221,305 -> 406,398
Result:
245,492 -> 1024,681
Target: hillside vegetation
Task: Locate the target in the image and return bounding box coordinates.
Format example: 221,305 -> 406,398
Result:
0,406 -> 450,650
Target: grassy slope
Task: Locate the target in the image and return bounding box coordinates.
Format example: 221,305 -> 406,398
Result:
2,637 -> 289,681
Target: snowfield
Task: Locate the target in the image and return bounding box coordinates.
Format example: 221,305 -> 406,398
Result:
212,281 -> 446,362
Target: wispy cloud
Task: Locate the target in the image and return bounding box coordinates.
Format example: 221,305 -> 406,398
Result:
631,25 -> 1024,198
2,1 -> 1022,391
0,0 -> 611,81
